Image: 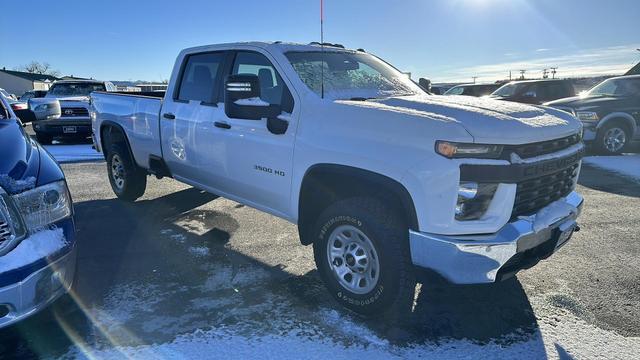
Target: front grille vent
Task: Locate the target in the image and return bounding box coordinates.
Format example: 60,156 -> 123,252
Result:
506,134 -> 581,159
512,163 -> 580,218
61,107 -> 89,117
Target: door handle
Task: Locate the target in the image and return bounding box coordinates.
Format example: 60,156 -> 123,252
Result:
163,113 -> 176,120
214,121 -> 231,129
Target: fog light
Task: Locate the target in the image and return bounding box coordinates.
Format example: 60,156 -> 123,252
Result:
455,182 -> 499,221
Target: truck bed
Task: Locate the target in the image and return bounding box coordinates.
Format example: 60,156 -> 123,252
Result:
91,91 -> 163,169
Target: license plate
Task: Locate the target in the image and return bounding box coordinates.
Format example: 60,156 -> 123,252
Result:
63,126 -> 77,133
556,224 -> 575,249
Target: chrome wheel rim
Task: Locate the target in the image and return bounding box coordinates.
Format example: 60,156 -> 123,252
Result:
111,154 -> 125,190
326,225 -> 380,294
604,127 -> 626,153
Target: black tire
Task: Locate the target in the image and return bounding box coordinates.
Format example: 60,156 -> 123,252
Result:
106,143 -> 147,201
312,197 -> 416,317
35,132 -> 53,145
596,121 -> 631,155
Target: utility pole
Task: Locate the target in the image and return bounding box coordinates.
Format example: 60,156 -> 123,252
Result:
472,76 -> 477,84
519,69 -> 526,80
509,70 -> 512,81
542,69 -> 549,79
550,67 -> 558,79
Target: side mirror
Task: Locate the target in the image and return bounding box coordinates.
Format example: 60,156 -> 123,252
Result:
418,78 -> 432,92
14,109 -> 37,123
224,74 -> 279,120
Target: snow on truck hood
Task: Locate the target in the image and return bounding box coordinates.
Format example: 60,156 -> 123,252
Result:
338,95 -> 581,144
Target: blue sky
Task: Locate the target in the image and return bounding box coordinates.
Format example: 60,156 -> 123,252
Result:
1,0 -> 638,83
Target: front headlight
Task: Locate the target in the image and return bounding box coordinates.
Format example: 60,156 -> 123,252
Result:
576,111 -> 599,122
11,181 -> 72,232
455,182 -> 499,221
33,104 -> 52,112
436,141 -> 503,159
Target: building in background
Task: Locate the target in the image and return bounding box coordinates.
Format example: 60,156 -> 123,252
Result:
136,83 -> 168,92
0,68 -> 59,97
115,85 -> 141,92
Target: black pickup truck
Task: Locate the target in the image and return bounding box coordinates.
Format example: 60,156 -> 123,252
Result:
546,75 -> 640,155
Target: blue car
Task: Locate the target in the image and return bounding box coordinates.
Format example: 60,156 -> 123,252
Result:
0,94 -> 76,328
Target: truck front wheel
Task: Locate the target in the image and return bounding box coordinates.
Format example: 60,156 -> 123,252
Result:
107,144 -> 147,201
312,197 -> 416,317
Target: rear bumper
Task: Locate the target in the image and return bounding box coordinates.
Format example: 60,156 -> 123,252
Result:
410,191 -> 583,284
0,245 -> 76,329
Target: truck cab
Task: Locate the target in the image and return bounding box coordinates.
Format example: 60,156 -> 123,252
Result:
91,42 -> 585,317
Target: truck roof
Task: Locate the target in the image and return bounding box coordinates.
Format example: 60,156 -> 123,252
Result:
182,41 -> 358,55
52,79 -> 107,84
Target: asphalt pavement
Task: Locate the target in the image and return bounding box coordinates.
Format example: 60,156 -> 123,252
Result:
0,155 -> 639,358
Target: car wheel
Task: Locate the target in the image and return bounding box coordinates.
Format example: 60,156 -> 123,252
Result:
106,143 -> 147,201
312,197 -> 416,318
35,132 -> 53,145
597,122 -> 630,155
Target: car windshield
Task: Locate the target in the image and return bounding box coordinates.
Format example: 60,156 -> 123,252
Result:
285,51 -> 422,100
491,83 -> 523,97
48,82 -> 106,97
587,78 -> 640,97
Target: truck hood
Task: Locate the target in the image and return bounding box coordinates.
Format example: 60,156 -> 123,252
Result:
45,95 -> 90,102
0,120 -> 40,192
545,95 -> 622,109
350,95 -> 581,144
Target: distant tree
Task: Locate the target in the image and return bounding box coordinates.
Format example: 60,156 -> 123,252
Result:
15,61 -> 61,77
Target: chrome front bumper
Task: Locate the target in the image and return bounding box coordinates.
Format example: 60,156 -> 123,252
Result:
0,246 -> 76,329
410,191 -> 583,284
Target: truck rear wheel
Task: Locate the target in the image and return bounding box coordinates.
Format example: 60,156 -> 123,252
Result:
107,144 -> 147,201
312,197 -> 416,317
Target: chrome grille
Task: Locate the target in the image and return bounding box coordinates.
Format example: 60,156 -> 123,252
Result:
512,162 -> 580,218
61,107 -> 89,117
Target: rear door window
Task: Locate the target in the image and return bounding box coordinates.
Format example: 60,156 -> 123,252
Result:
177,52 -> 225,103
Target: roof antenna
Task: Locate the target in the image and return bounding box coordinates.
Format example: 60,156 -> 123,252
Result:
320,0 -> 325,99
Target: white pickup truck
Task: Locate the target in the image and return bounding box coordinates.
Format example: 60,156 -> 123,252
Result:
91,42 -> 584,316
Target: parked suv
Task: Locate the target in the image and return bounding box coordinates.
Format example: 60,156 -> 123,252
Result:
546,75 -> 640,154
0,96 -> 76,328
491,79 -> 575,105
33,80 -> 116,144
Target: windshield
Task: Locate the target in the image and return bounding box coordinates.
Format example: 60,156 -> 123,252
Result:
587,78 -> 640,97
491,83 -> 523,97
0,89 -> 11,98
285,51 -> 422,100
47,82 -> 106,97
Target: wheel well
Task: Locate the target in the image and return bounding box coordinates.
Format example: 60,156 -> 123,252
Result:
599,116 -> 635,135
297,164 -> 419,245
100,122 -> 133,161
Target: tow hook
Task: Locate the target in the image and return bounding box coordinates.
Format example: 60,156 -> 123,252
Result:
574,225 -> 581,232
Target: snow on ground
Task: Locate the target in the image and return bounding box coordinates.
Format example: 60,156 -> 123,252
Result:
43,144 -> 104,163
583,154 -> 640,182
57,275 -> 640,360
0,228 -> 67,272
